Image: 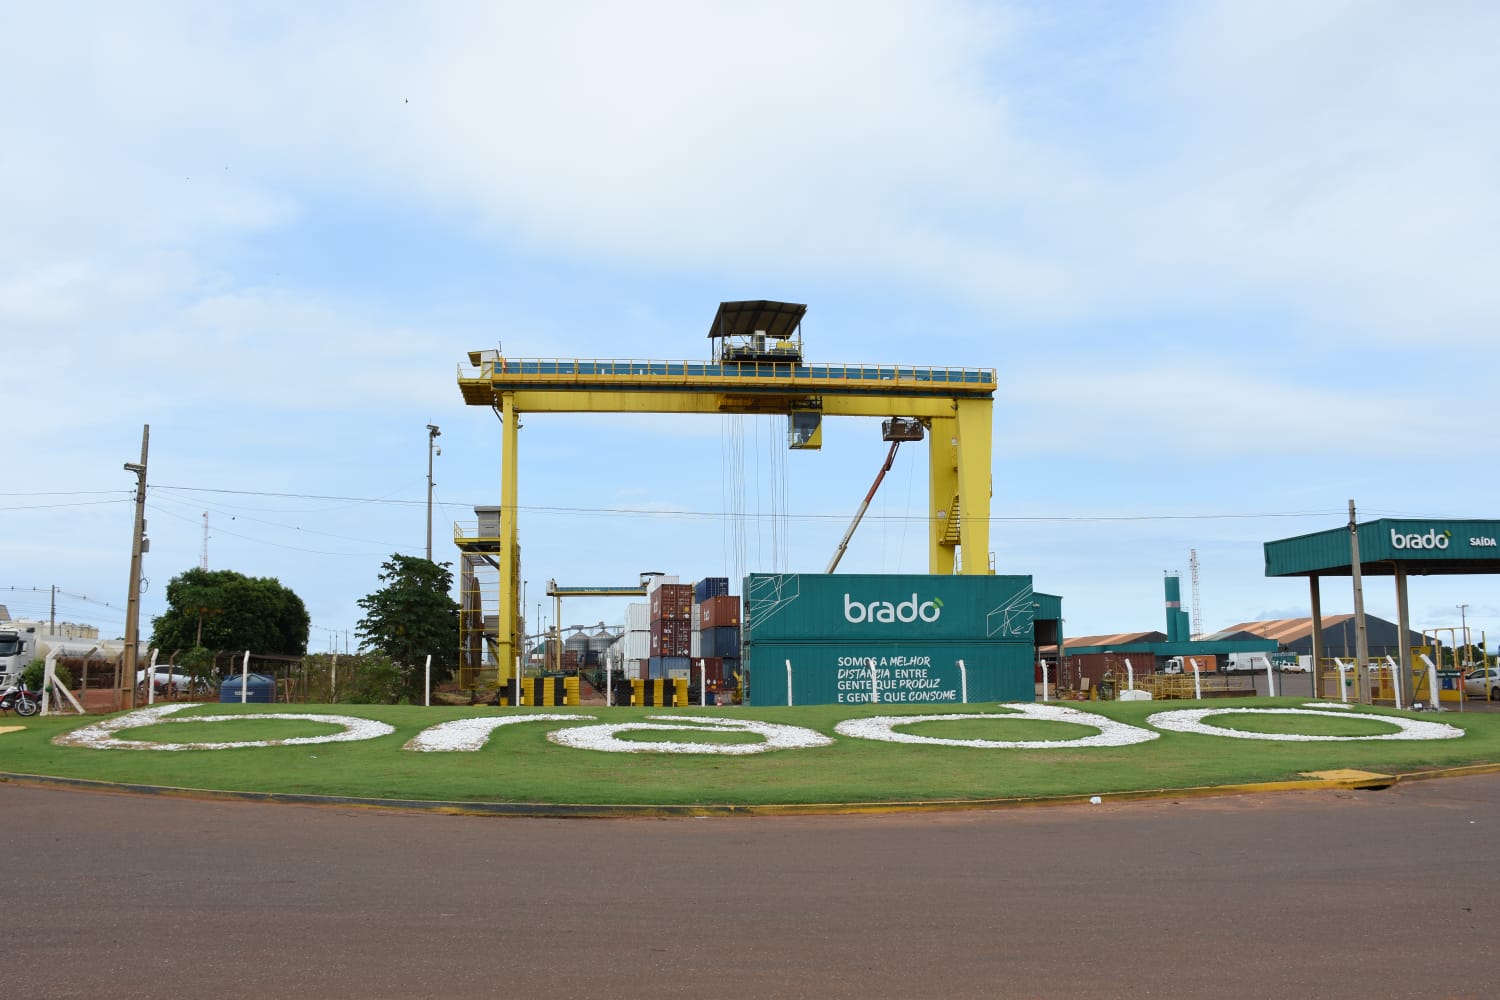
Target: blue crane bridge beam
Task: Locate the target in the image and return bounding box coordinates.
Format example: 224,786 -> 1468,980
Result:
458,358 -> 996,405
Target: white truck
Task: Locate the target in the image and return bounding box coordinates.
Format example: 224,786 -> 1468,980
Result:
1217,652 -> 1310,672
0,624 -> 41,684
0,622 -> 125,685
1223,652 -> 1273,672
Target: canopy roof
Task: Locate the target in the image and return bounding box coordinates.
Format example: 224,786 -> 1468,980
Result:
1264,518 -> 1500,577
707,300 -> 807,341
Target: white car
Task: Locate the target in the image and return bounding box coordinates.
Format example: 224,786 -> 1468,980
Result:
135,665 -> 195,694
1463,667 -> 1500,701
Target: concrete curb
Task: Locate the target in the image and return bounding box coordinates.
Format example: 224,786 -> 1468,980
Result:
8,761 -> 1500,818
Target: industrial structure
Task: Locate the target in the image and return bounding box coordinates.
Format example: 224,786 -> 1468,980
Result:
1263,515 -> 1500,704
1045,573 -> 1282,691
455,301 -> 1004,688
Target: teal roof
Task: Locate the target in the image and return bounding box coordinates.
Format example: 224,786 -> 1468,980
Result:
1265,518 -> 1500,577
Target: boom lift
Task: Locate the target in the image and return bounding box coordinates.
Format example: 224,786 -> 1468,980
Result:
826,418 -> 925,573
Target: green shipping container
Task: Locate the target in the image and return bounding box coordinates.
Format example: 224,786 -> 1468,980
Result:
745,641 -> 1035,706
742,573 -> 1038,707
744,573 -> 1036,643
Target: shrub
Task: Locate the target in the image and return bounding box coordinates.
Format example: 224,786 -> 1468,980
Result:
21,658 -> 73,691
301,652 -> 412,705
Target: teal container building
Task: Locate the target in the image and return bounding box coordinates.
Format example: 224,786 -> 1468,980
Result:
743,573 -> 1039,706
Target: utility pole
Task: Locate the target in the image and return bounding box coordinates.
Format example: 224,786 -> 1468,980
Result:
426,424 -> 441,561
122,425 -> 150,710
50,584 -> 56,634
1348,499 -> 1372,705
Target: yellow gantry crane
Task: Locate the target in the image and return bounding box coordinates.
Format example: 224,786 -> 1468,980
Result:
457,300 -> 997,676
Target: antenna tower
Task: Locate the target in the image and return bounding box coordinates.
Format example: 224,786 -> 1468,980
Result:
201,512 -> 210,570
1189,548 -> 1202,639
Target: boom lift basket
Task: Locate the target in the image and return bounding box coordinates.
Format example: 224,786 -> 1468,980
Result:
881,417 -> 924,442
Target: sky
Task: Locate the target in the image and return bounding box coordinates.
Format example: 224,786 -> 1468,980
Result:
4,0 -> 1498,654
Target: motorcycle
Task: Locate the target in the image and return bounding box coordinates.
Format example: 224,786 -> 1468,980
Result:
0,682 -> 41,717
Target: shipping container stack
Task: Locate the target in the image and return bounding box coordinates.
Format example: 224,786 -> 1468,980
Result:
691,577 -> 740,694
647,577 -> 693,679
621,601 -> 651,680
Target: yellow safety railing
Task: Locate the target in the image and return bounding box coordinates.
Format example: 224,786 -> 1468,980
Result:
458,357 -> 997,391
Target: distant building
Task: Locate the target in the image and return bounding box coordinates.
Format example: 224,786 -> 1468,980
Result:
1203,616 -> 1426,659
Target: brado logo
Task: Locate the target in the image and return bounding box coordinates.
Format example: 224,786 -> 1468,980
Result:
843,593 -> 943,624
1390,528 -> 1452,551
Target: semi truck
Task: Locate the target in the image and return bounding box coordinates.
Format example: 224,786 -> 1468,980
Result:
0,622 -> 124,684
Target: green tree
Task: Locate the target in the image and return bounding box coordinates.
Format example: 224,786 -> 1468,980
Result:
149,568 -> 310,655
355,554 -> 459,701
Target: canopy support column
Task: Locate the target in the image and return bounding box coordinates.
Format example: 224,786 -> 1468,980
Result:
1309,575 -> 1323,699
1395,563 -> 1413,708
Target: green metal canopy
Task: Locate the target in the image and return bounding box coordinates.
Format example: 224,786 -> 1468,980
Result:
1263,516 -> 1500,706
1265,518 -> 1500,577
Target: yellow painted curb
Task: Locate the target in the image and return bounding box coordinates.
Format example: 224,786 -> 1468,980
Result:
1300,769 -> 1391,782
2,766 -> 1478,818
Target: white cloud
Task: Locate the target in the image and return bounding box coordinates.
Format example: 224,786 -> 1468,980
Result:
1124,0 -> 1500,342
1000,360 -> 1467,461
8,1 -> 1497,338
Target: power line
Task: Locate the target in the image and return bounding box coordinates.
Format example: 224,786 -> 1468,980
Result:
150,492 -> 408,550
153,485 -> 428,507
0,490 -> 132,497
0,585 -> 125,612
145,503 -> 397,558
9,485 -> 1473,527
143,483 -> 1351,524
0,498 -> 132,512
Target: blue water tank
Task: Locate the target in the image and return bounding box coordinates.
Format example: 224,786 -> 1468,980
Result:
219,673 -> 275,704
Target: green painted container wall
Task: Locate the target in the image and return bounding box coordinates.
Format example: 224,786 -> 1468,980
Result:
745,641 -> 1035,706
743,573 -> 1037,643
1034,592 -> 1062,621
742,573 -> 1038,706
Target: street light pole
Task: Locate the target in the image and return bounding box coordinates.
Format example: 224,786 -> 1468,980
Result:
425,424 -> 441,561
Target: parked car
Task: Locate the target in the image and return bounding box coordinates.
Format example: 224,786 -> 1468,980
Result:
135,665 -> 195,695
1463,667 -> 1500,700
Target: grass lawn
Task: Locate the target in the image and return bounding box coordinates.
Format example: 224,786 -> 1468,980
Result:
2,698 -> 1497,807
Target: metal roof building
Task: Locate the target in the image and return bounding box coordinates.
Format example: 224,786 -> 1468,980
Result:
1205,616 -> 1426,658
1052,629 -> 1277,659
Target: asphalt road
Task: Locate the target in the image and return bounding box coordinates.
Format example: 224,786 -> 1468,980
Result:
6,776 -> 1497,999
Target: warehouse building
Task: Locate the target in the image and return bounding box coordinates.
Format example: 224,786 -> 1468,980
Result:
1201,616 -> 1428,660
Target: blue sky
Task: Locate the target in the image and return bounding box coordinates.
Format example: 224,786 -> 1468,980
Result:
4,1 -> 1498,652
